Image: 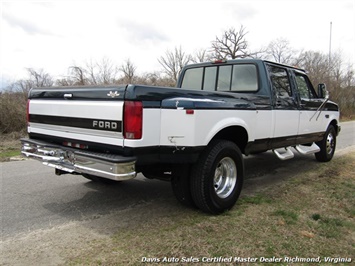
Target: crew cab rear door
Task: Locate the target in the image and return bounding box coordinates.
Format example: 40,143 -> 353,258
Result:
267,63 -> 299,147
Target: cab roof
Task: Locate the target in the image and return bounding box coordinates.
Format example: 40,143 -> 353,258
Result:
183,58 -> 306,73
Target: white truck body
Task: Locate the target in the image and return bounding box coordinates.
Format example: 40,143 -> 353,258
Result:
22,59 -> 340,214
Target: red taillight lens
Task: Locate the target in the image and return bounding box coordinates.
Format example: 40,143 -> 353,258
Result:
123,101 -> 143,139
26,100 -> 30,126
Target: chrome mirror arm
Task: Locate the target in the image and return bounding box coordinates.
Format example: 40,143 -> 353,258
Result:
309,98 -> 329,121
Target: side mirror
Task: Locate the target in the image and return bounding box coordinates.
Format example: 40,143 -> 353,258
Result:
318,83 -> 329,99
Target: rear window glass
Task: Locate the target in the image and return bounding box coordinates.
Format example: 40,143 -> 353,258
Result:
231,64 -> 258,91
203,66 -> 217,91
181,64 -> 258,92
217,65 -> 232,91
180,68 -> 203,90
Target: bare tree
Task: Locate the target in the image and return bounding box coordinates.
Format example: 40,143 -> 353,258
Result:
65,58 -> 119,86
265,38 -> 297,65
26,68 -> 53,88
295,50 -> 355,118
55,78 -> 76,86
191,49 -> 213,63
158,46 -> 192,83
211,25 -> 255,59
1,68 -> 54,133
85,59 -> 98,85
343,64 -> 355,88
133,71 -> 175,87
9,68 -> 53,96
119,58 -> 137,83
295,51 -> 331,86
95,57 -> 118,85
69,65 -> 88,85
329,52 -> 344,86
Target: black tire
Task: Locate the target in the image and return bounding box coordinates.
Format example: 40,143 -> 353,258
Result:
315,125 -> 336,162
82,174 -> 121,184
171,164 -> 196,208
190,140 -> 244,214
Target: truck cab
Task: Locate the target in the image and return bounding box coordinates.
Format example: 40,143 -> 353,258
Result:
177,60 -> 339,155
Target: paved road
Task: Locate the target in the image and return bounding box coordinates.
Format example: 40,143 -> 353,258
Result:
336,121 -> 355,149
1,121 -> 354,239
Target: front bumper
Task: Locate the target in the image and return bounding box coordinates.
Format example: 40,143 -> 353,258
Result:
21,138 -> 136,181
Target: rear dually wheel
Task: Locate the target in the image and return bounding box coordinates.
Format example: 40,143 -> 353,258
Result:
190,140 -> 244,214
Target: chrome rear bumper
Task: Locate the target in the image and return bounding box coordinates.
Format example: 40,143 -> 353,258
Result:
21,138 -> 136,181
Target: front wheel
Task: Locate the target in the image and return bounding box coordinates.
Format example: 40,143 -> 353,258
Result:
315,125 -> 336,162
190,140 -> 244,214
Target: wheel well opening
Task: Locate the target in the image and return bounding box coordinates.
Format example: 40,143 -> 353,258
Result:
330,120 -> 339,135
211,126 -> 248,154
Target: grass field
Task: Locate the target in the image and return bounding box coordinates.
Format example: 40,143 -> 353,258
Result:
0,134 -> 22,161
65,152 -> 354,265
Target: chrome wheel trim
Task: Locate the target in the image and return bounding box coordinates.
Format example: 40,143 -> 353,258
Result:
213,157 -> 237,199
326,132 -> 335,155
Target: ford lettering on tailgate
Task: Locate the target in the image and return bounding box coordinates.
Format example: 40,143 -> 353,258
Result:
93,120 -> 120,130
29,114 -> 122,132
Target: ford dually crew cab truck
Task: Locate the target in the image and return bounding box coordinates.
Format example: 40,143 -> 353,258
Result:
21,59 -> 340,214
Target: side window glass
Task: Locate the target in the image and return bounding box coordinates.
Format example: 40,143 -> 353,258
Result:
181,68 -> 203,90
203,67 -> 217,91
295,74 -> 316,99
217,65 -> 232,91
268,65 -> 292,98
231,64 -> 258,91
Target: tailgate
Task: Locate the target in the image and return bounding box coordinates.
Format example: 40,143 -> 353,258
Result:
27,86 -> 126,147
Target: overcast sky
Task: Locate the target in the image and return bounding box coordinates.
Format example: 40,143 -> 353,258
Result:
1,0 -> 354,88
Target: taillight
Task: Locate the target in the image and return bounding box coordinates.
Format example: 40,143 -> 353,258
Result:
26,100 -> 30,126
123,101 -> 143,139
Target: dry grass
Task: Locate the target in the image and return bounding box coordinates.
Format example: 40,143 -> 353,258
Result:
0,133 -> 23,161
0,91 -> 27,134
65,153 -> 355,265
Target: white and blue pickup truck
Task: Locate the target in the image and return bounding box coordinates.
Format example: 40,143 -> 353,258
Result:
22,59 -> 340,214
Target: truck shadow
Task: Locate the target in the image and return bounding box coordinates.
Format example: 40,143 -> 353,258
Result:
42,151 -> 320,234
242,151 -> 319,195
42,176 -> 173,220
